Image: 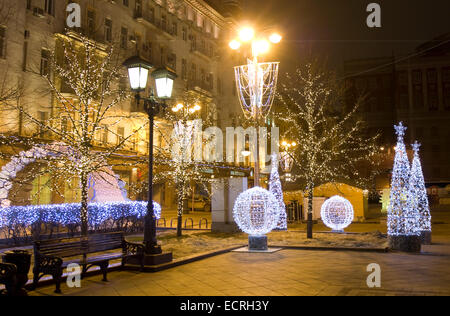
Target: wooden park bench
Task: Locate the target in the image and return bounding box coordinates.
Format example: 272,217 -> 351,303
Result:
0,263 -> 17,295
32,232 -> 144,293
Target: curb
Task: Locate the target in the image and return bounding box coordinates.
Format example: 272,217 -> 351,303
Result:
132,245 -> 245,272
271,245 -> 390,253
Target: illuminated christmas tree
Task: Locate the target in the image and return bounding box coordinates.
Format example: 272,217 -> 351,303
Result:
387,122 -> 421,252
409,141 -> 432,244
269,153 -> 287,230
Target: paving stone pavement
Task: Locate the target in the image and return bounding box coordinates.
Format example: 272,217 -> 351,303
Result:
29,244 -> 450,296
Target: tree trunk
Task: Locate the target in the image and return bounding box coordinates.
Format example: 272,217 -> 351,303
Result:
80,173 -> 89,237
307,184 -> 314,239
176,188 -> 183,237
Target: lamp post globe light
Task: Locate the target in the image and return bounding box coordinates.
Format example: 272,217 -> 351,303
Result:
123,55 -> 175,265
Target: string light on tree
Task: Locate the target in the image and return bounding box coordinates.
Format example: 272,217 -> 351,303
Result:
0,201 -> 161,230
269,153 -> 287,231
409,141 -> 432,245
320,196 -> 354,233
387,122 -> 421,252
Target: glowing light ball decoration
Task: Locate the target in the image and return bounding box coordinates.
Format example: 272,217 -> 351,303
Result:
320,196 -> 354,233
233,187 -> 280,250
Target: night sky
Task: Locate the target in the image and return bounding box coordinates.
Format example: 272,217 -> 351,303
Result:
243,0 -> 450,72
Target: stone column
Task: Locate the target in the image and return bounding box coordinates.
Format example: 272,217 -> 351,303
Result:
211,177 -> 247,233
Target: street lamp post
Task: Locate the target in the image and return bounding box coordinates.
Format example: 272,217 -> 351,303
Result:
230,27 -> 282,187
124,56 -> 176,261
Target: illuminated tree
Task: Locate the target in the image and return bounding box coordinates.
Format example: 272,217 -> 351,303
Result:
1,35 -> 145,237
269,153 -> 287,230
276,61 -> 379,238
387,123 -> 421,252
409,141 -> 432,244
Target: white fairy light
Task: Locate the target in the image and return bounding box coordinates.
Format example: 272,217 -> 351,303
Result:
233,187 -> 279,236
320,195 -> 354,232
388,122 -> 420,237
269,153 -> 287,230
0,201 -> 161,229
409,141 -> 431,241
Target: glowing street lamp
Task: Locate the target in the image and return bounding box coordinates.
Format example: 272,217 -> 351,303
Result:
269,33 -> 283,44
124,55 -> 176,263
239,27 -> 255,42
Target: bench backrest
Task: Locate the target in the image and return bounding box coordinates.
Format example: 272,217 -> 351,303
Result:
34,237 -> 84,258
86,232 -> 124,254
34,232 -> 124,258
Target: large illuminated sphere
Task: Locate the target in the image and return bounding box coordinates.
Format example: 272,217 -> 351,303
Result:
233,187 -> 279,236
320,196 -> 354,232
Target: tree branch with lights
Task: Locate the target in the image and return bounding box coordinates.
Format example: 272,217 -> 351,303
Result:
275,61 -> 380,238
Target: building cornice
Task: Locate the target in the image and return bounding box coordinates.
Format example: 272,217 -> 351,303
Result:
185,0 -> 237,29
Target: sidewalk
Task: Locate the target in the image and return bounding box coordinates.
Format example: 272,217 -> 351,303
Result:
29,242 -> 450,296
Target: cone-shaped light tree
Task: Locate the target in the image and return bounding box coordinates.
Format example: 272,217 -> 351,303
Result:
388,122 -> 421,252
269,153 -> 287,230
409,141 -> 432,244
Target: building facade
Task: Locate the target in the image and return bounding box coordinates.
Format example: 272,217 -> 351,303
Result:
0,0 -> 247,209
344,34 -> 450,189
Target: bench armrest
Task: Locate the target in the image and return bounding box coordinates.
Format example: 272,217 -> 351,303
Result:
122,240 -> 145,256
34,253 -> 63,271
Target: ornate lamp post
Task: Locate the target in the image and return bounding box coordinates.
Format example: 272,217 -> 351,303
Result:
230,27 -> 282,186
123,56 -> 176,263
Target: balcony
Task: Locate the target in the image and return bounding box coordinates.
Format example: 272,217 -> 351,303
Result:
134,10 -> 176,41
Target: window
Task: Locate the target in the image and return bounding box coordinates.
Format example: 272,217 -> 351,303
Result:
38,111 -> 49,137
135,0 -> 142,16
0,26 -> 6,58
182,27 -> 187,41
172,22 -> 178,36
123,0 -> 129,7
427,69 -> 438,111
161,15 -> 167,32
104,18 -> 112,43
149,7 -> 155,23
117,127 -> 125,145
201,68 -> 205,85
167,53 -> 176,70
45,0 -> 55,16
191,63 -> 197,82
87,9 -> 96,36
99,125 -> 108,144
160,46 -> 165,66
443,67 -> 450,110
412,70 -> 424,109
397,71 -> 409,109
181,59 -> 187,80
120,27 -> 128,49
40,49 -> 50,77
